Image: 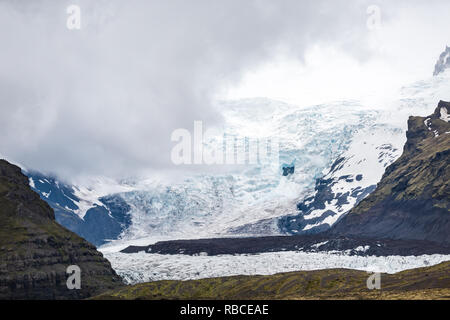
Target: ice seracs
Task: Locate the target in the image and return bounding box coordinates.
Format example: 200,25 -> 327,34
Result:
279,124 -> 403,234
101,250 -> 450,285
29,70 -> 450,248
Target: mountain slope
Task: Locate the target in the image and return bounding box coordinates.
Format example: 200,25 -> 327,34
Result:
279,125 -> 402,234
93,261 -> 450,300
27,172 -> 132,247
0,160 -> 123,299
331,101 -> 450,243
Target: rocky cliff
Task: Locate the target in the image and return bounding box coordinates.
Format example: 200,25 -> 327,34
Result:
0,160 -> 123,299
331,101 -> 450,243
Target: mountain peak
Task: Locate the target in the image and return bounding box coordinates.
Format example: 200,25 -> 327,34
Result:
0,159 -> 55,221
433,46 -> 450,76
0,159 -> 124,299
0,159 -> 27,185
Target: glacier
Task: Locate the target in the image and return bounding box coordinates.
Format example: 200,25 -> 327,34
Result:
25,70 -> 450,284
101,249 -> 450,285
29,71 -> 450,249
107,71 -> 450,246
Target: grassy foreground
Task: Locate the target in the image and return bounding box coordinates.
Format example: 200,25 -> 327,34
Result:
93,261 -> 450,300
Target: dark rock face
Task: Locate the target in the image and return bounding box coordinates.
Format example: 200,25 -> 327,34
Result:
78,197 -> 131,246
0,160 -> 123,299
278,161 -> 377,235
27,172 -> 131,247
282,165 -> 295,176
331,101 -> 450,244
121,234 -> 450,257
53,196 -> 131,247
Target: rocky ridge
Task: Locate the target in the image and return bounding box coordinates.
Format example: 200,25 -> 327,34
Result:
0,160 -> 124,299
331,101 -> 450,243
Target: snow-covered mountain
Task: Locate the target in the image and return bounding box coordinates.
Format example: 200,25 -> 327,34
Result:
29,99 -> 381,245
279,125 -> 403,234
28,70 -> 450,248
26,172 -> 134,246
330,100 -> 450,244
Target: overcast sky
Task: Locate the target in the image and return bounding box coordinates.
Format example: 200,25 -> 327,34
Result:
0,0 -> 449,181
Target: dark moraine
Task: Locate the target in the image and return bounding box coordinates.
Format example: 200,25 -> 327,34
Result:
121,234 -> 450,257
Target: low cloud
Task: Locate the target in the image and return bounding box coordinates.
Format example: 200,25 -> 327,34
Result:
0,0 -> 447,181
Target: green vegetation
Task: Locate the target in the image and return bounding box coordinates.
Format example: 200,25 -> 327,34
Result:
331,102 -> 450,244
94,262 -> 450,300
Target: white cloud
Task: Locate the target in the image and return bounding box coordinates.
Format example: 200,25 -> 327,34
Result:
0,0 -> 448,181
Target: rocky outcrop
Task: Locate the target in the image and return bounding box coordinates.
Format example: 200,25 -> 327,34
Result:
433,46 -> 450,76
0,160 -> 124,299
331,101 -> 450,244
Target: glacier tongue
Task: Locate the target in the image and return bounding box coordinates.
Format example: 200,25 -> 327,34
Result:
103,72 -> 450,247
110,99 -> 388,244
29,72 -> 450,248
102,250 -> 450,285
